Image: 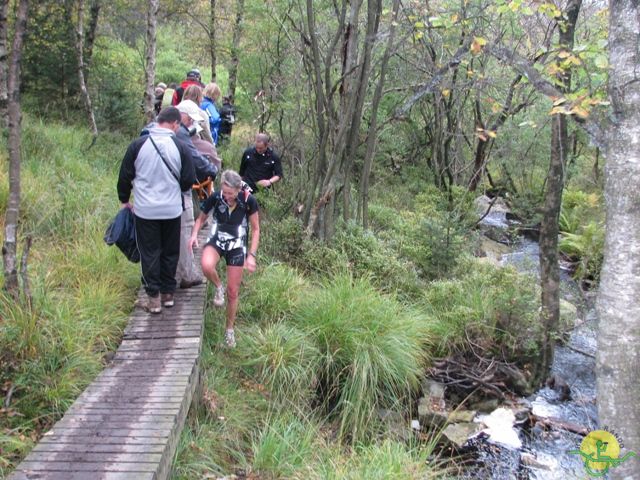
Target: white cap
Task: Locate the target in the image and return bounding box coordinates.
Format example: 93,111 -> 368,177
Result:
176,100 -> 204,122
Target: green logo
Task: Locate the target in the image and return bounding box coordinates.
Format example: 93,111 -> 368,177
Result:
569,429 -> 637,477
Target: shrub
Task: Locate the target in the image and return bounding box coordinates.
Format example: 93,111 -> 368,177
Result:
423,258 -> 541,364
238,322 -> 321,406
239,263 -> 309,323
327,440 -> 434,480
294,274 -> 431,443
251,413 -> 320,478
559,221 -> 604,285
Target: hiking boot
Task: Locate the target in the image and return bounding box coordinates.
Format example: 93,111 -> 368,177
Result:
224,329 -> 236,348
146,294 -> 162,314
213,285 -> 225,307
161,293 -> 174,308
179,278 -> 203,289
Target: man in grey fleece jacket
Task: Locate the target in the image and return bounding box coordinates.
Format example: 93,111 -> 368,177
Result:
117,107 -> 196,313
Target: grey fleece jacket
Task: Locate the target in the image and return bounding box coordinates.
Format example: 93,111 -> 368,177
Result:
117,126 -> 196,220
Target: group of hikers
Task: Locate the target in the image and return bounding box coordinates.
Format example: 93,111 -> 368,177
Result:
153,69 -> 237,145
118,69 -> 283,348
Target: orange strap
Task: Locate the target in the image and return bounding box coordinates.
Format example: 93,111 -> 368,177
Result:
192,177 -> 213,200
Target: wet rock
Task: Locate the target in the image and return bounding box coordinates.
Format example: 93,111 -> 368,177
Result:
545,374 -> 571,401
559,299 -> 578,331
448,409 -> 476,423
478,407 -> 522,449
377,409 -> 411,442
442,422 -> 483,449
418,396 -> 448,428
520,452 -> 552,470
469,398 -> 500,413
421,378 -> 445,400
477,237 -> 511,265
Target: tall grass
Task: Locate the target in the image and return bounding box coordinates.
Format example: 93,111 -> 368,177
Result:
423,258 -> 541,363
0,116 -> 138,474
294,274 -> 431,443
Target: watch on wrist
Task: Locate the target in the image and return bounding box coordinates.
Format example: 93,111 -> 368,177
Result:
249,252 -> 257,259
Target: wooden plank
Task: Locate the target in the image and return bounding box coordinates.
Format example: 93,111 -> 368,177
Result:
74,393 -> 185,404
114,351 -> 198,360
56,419 -> 176,431
18,461 -> 158,473
45,427 -> 172,439
11,471 -> 155,480
79,386 -> 188,396
24,451 -> 163,464
123,330 -> 202,340
38,434 -> 167,446
7,230 -> 208,480
65,407 -> 179,416
57,414 -> 176,423
32,443 -> 166,454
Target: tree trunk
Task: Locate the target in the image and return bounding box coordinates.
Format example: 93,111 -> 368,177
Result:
209,0 -> 217,81
360,0 -> 399,229
228,0 -> 245,99
596,1 -> 640,477
2,0 -> 29,297
84,0 -> 101,81
143,0 -> 158,124
342,0 -> 381,222
536,0 -> 581,383
75,0 -> 98,143
0,0 -> 9,125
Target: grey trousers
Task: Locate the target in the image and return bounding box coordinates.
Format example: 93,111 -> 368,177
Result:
175,192 -> 202,284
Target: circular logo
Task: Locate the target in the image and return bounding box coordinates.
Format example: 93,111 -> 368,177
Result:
579,430 -> 621,475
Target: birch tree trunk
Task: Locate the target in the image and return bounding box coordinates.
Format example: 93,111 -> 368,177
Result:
0,0 -> 9,126
596,1 -> 640,477
75,0 -> 98,142
209,0 -> 217,81
143,0 -> 158,124
84,0 -> 101,82
228,0 -> 245,100
536,0 -> 581,382
2,0 -> 29,297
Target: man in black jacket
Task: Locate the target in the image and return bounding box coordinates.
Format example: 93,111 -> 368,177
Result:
117,107 -> 196,313
239,133 -> 283,192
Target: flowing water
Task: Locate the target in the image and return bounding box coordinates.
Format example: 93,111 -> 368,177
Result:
472,207 -> 599,479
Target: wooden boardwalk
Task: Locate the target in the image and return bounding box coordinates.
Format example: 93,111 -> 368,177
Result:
9,237 -> 208,480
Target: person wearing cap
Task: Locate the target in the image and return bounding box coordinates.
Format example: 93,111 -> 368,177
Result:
173,100 -> 219,289
182,85 -> 214,145
239,133 -> 283,192
154,83 -> 166,115
117,106 -> 196,313
172,69 -> 204,106
201,83 -> 222,145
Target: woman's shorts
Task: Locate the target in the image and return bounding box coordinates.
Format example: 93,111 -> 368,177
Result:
205,240 -> 245,267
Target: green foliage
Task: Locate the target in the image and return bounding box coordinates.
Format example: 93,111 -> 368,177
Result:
23,2 -> 78,110
327,440 -> 435,480
559,222 -> 604,284
90,37 -> 144,133
251,413 -> 320,478
559,189 -> 605,283
0,117 -> 138,472
368,186 -> 475,281
239,263 -> 309,323
294,274 -> 431,443
424,259 -> 541,363
238,321 -> 320,406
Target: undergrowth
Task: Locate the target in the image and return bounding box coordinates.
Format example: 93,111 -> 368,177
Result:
0,117 -> 138,475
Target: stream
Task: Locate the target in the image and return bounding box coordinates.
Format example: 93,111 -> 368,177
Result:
469,201 -> 599,479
